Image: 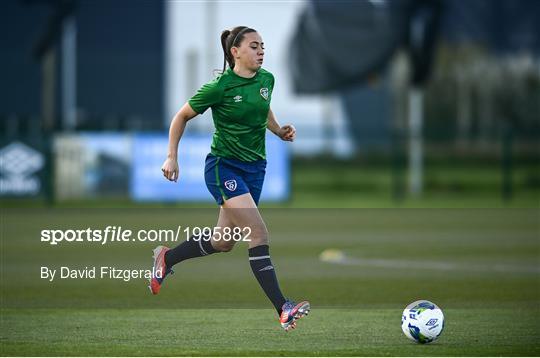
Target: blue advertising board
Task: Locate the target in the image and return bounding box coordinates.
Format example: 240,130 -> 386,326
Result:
131,133 -> 289,202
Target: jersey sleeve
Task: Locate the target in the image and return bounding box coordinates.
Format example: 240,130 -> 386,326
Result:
188,79 -> 223,114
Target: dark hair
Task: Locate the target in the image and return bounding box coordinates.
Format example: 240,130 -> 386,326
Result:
220,26 -> 257,73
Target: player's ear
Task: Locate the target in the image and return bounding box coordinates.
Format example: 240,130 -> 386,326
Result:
230,46 -> 239,58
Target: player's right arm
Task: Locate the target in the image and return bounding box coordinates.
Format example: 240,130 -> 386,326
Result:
163,78 -> 222,182
161,103 -> 198,182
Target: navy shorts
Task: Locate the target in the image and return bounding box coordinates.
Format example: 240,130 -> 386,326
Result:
204,154 -> 266,206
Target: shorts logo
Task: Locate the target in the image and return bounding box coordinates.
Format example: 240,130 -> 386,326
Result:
260,88 -> 269,100
233,95 -> 243,103
224,179 -> 237,191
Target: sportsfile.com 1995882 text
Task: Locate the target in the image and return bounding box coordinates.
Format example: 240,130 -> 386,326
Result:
40,226 -> 252,246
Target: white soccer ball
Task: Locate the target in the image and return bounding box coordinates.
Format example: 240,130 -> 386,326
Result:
401,300 -> 445,344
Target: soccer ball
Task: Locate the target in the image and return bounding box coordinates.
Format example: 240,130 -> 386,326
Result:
401,300 -> 445,344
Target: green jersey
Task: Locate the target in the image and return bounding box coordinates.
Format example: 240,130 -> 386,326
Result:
188,67 -> 274,162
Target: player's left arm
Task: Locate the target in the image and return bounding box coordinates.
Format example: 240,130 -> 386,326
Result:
267,108 -> 296,142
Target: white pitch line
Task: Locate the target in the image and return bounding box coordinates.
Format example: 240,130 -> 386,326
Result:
324,256 -> 540,274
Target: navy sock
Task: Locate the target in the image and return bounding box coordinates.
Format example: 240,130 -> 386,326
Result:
164,233 -> 217,268
248,245 -> 287,314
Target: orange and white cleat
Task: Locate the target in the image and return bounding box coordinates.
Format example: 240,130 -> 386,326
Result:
279,300 -> 310,331
148,246 -> 173,295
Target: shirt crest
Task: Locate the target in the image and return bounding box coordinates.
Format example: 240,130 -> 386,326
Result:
260,88 -> 269,100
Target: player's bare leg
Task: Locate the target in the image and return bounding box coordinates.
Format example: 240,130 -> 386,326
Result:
210,207 -> 237,252
223,193 -> 310,331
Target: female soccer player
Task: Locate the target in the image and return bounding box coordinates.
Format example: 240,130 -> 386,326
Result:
150,26 -> 310,331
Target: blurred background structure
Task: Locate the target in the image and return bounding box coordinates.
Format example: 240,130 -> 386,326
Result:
1,0 -> 539,207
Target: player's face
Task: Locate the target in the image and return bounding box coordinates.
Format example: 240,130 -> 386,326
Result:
233,32 -> 265,71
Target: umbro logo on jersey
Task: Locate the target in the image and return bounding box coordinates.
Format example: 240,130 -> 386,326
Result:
233,95 -> 243,103
260,88 -> 269,100
224,179 -> 237,191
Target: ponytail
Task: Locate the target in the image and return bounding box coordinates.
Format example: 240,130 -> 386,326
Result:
220,29 -> 233,74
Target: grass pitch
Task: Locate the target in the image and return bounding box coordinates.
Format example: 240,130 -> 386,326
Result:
2,308 -> 539,356
1,208 -> 539,356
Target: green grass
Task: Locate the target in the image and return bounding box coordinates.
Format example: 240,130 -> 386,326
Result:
2,308 -> 539,356
1,208 -> 539,355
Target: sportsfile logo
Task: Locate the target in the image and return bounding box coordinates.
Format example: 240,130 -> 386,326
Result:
40,225 -> 253,245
